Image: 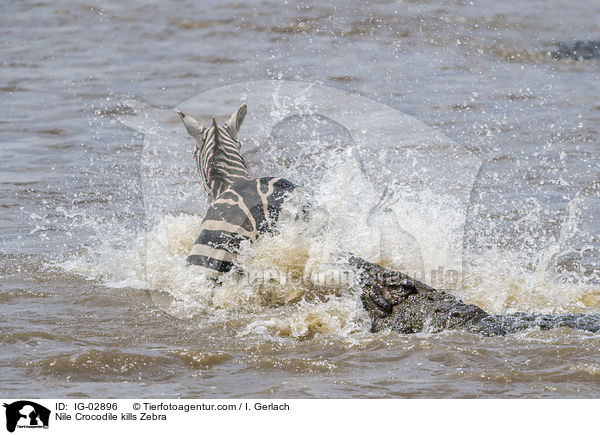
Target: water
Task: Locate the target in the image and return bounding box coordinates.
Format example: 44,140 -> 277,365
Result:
1,0 -> 599,398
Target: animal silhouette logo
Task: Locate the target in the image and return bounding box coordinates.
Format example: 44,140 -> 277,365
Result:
3,401 -> 50,433
119,80 -> 481,316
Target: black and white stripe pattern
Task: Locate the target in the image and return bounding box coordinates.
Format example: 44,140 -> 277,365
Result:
194,118 -> 251,200
187,177 -> 296,277
176,105 -> 297,278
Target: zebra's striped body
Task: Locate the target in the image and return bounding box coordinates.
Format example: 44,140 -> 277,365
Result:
176,105 -> 297,278
187,177 -> 296,277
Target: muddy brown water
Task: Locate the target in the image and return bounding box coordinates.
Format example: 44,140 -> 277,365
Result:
1,0 -> 600,398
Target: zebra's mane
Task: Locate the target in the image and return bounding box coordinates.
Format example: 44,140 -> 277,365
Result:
196,118 -> 250,200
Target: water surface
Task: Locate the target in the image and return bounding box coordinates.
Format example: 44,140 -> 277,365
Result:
1,0 -> 600,398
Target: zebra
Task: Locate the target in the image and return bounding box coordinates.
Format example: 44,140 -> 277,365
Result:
175,104 -> 298,278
